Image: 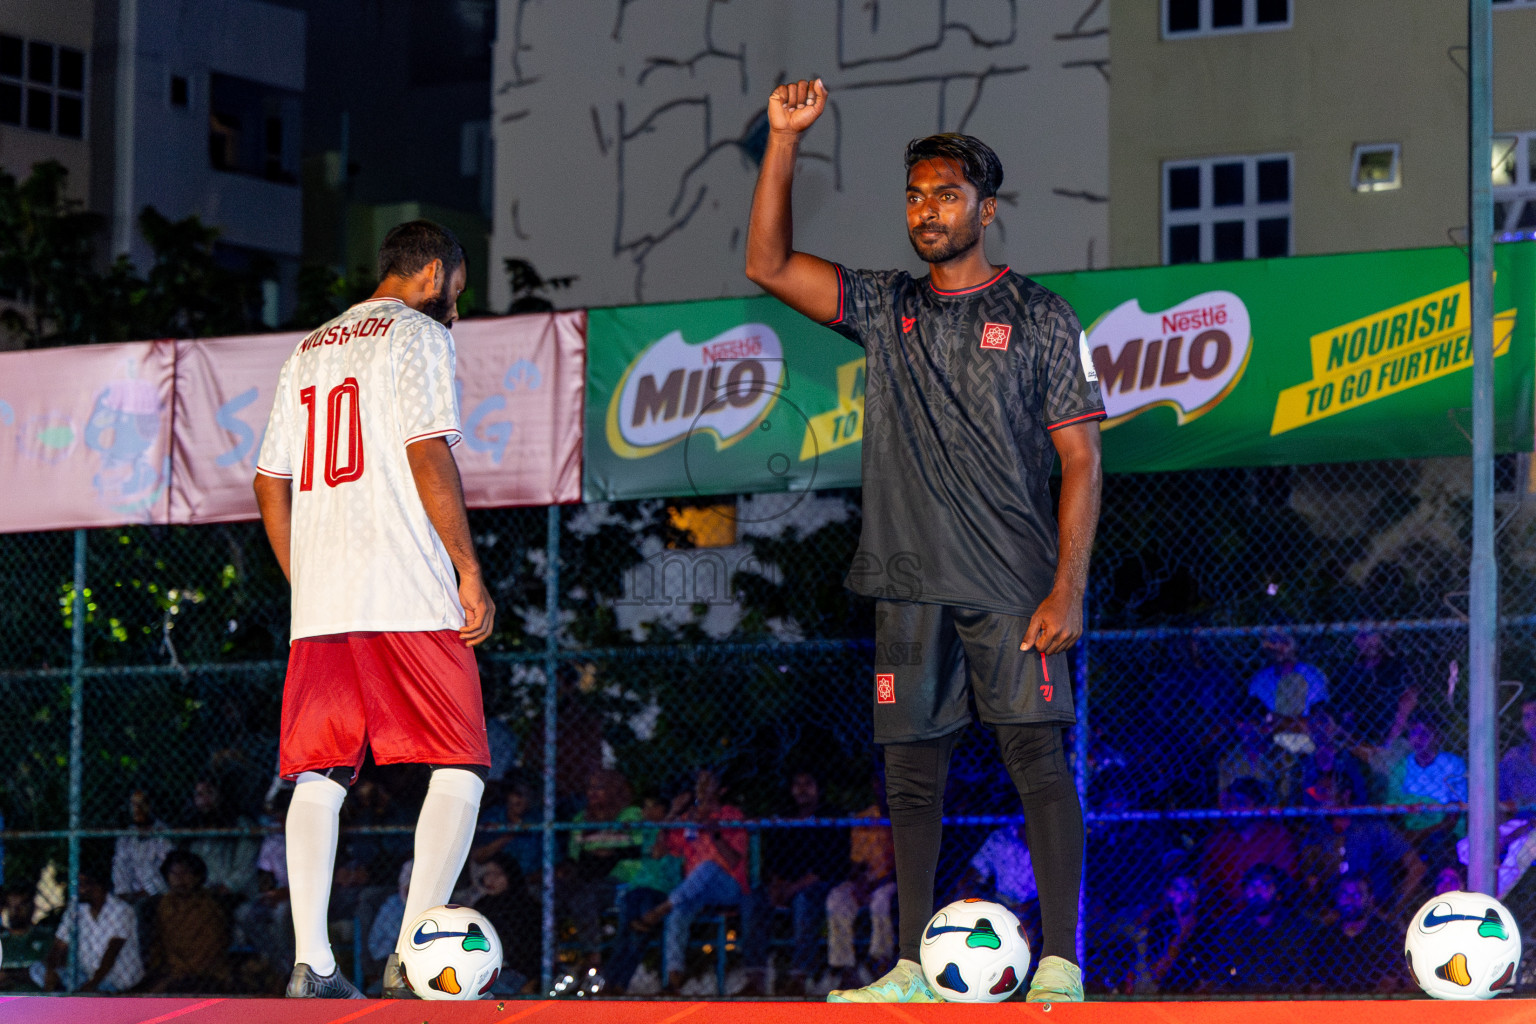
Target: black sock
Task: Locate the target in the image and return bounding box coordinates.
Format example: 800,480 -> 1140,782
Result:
883,730 -> 960,964
996,723 -> 1083,965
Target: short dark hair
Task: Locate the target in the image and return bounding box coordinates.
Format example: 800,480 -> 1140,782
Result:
904,134 -> 1004,199
377,220 -> 465,282
159,849 -> 208,886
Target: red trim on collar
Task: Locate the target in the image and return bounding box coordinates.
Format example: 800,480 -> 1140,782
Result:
929,266 -> 1010,296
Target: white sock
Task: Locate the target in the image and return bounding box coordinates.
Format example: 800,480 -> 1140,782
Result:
397,768 -> 484,956
286,772 -> 347,977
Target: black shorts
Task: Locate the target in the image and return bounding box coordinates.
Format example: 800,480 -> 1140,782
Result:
872,599 -> 1075,744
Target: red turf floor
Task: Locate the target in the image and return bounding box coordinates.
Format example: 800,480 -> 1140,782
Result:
2,995 -> 1534,1024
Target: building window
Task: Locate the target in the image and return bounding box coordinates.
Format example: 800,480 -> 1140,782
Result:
1164,0 -> 1290,38
1494,131 -> 1536,241
0,34 -> 85,138
170,75 -> 189,108
1352,144 -> 1401,193
1163,154 -> 1293,264
208,73 -> 299,183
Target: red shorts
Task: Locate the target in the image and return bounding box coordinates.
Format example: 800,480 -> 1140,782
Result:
280,630 -> 490,781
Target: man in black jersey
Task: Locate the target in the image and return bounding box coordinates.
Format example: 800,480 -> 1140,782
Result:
745,78 -> 1104,1003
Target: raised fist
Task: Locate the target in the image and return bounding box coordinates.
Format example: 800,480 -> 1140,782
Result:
768,77 -> 827,135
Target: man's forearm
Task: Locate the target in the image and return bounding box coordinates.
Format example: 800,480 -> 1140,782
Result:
745,132 -> 801,283
407,439 -> 482,580
1052,449 -> 1102,601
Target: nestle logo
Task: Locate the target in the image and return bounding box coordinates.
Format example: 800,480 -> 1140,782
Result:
701,336 -> 763,364
980,322 -> 1012,350
876,673 -> 896,704
1161,305 -> 1227,334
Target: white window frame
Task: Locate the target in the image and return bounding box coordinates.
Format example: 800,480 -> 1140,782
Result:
1161,0 -> 1292,39
1494,130 -> 1536,242
0,34 -> 87,140
1162,153 -> 1294,265
1352,143 -> 1401,193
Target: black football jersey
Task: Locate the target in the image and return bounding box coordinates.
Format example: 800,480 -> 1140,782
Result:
825,264 -> 1105,614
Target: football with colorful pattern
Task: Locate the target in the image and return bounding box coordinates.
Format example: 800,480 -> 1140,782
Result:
1404,890 -> 1521,1000
918,898 -> 1031,1003
399,904 -> 503,1001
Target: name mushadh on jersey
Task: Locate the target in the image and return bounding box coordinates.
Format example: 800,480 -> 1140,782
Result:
606,323 -> 783,458
1085,290 -> 1252,427
297,315 -> 398,353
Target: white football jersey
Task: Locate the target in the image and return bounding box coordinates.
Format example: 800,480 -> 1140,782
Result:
257,298 -> 465,641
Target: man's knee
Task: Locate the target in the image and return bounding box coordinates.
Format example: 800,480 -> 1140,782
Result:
995,724 -> 1072,808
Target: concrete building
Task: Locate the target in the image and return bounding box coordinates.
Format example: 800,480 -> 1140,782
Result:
489,0 -> 1111,310
1,0 -> 304,330
1109,0 -> 1536,269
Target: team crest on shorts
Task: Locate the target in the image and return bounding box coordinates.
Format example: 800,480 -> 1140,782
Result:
980,323 -> 1012,350
876,673 -> 896,704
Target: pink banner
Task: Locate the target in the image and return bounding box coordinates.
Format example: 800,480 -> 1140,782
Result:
0,341 -> 176,532
169,311 -> 586,524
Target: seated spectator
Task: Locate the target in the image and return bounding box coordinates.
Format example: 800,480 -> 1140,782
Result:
144,850 -> 230,993
1498,699 -> 1536,810
471,853 -> 540,995
555,769 -> 644,963
1434,863 -> 1465,895
1085,768 -> 1178,928
1383,711 -> 1467,869
179,778 -> 258,901
232,786 -> 293,983
1309,873 -> 1406,993
1199,778 -> 1297,918
471,779 -> 542,892
629,768 -> 748,993
964,822 -> 1037,910
601,795 -> 685,995
1,882 -> 54,990
341,777 -> 414,884
1333,630 -> 1412,743
1298,707 -> 1370,808
1217,719 -> 1283,800
743,770 -> 847,996
31,865 -> 144,993
1124,867 -> 1213,995
826,774 -> 896,990
366,861 -> 412,991
1246,631 -> 1328,719
1204,863 -> 1312,993
112,789 -> 174,906
1297,772 -> 1424,919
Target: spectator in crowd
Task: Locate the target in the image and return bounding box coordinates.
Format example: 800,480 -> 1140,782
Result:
743,770 -> 847,995
1205,863 -> 1311,993
144,850 -> 230,993
1309,873 -> 1406,994
471,853 -> 540,994
1216,719 -> 1283,802
112,789 -> 174,906
1246,631 -> 1329,719
1434,863 -> 1465,895
629,768 -> 749,993
1084,768 -> 1179,927
366,860 -> 412,992
601,795 -> 685,995
470,779 -> 542,892
1498,699 -> 1536,810
341,777 -> 414,885
1297,772 -> 1424,919
1123,867 -> 1212,995
32,864 -> 144,993
964,822 -> 1037,911
1297,706 -> 1370,809
1383,711 -> 1467,869
1,882 -> 53,990
1199,778 -> 1297,918
179,778 -> 258,902
558,769 -> 645,963
233,786 -> 293,982
1333,630 -> 1412,742
485,715 -> 520,787
826,774 -> 897,990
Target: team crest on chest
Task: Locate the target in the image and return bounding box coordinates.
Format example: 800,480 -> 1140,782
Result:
980,322 -> 1012,351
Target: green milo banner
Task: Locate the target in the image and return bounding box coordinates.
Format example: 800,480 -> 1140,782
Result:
584,243 -> 1536,500
584,296 -> 866,501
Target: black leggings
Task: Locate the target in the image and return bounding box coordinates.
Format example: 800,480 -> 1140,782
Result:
884,724 -> 1083,965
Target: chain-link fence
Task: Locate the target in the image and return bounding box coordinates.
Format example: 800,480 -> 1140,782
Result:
2,457 -> 1535,998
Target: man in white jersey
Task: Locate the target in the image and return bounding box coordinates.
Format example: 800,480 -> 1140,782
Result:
254,220 -> 495,999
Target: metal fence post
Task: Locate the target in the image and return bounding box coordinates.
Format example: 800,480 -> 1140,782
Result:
66,528 -> 86,992
1467,0 -> 1498,896
540,505 -> 561,993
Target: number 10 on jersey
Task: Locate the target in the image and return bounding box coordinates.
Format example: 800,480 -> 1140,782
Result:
298,378 -> 365,490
